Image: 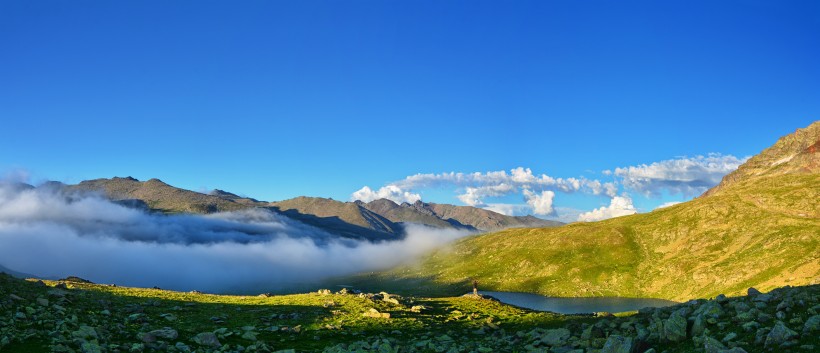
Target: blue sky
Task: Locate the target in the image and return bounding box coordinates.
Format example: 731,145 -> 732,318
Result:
1,1 -> 818,222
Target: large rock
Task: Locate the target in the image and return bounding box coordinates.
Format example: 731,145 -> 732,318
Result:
691,314 -> 706,337
703,336 -> 727,353
804,315 -> 820,333
695,301 -> 724,319
362,308 -> 390,319
600,334 -> 633,353
664,309 -> 688,342
71,325 -> 98,340
192,332 -> 221,348
540,328 -> 570,346
149,327 -> 178,341
718,348 -> 748,353
765,321 -> 798,348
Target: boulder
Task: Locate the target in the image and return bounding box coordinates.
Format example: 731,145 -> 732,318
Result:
540,328 -> 571,346
150,327 -> 178,340
72,325 -> 98,340
664,309 -> 688,342
192,332 -> 221,348
703,336 -> 727,353
691,314 -> 705,337
362,308 -> 390,319
600,334 -> 633,353
695,301 -> 724,319
717,348 -> 748,353
765,321 -> 798,349
803,315 -> 819,334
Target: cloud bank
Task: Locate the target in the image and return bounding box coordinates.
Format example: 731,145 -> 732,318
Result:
352,167 -> 617,216
577,195 -> 638,222
0,184 -> 469,293
607,154 -> 747,197
352,154 -> 744,221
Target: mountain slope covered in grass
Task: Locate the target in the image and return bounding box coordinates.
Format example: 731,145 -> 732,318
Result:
350,122 -> 820,301
2,274 -> 818,353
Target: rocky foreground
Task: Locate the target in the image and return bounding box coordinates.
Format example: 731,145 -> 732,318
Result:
0,273 -> 818,353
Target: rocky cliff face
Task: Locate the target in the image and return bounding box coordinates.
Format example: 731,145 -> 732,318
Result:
703,120 -> 820,197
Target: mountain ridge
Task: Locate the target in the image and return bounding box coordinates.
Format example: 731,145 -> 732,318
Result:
344,121 -> 820,301
32,177 -> 560,239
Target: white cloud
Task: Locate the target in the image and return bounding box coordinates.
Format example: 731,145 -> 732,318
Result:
352,167 -> 617,209
351,153 -> 741,218
482,203 -> 528,216
523,189 -> 556,216
577,195 -> 638,222
351,185 -> 421,204
456,184 -> 515,206
0,184 -> 469,293
654,201 -> 683,210
612,154 -> 746,197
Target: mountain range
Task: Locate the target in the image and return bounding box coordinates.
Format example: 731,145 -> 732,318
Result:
344,121 -> 820,301
18,176 -> 560,241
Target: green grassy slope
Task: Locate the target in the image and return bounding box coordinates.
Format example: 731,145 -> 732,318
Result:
2,274 -> 818,353
348,123 -> 820,301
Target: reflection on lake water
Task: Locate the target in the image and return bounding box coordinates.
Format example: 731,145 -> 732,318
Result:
477,291 -> 678,314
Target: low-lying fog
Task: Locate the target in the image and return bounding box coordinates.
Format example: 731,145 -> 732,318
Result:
0,183 -> 470,293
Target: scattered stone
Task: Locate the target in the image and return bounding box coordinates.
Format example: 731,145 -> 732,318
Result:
174,342 -> 191,353
9,294 -> 24,301
192,332 -> 221,348
740,321 -> 760,332
80,341 -> 103,353
696,301 -> 724,319
803,315 -> 819,333
765,321 -> 798,348
150,327 -> 178,340
410,305 -> 427,313
72,325 -> 98,340
242,330 -> 258,341
747,287 -> 761,296
704,336 -> 727,353
210,316 -> 226,324
691,314 -> 706,337
362,308 -> 390,319
722,332 -> 737,343
718,348 -> 748,353
600,334 -> 632,353
664,309 -> 688,342
540,328 -> 571,346
754,293 -> 773,303
384,297 -> 401,305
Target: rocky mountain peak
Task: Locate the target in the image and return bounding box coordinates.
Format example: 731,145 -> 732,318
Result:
703,120 -> 819,197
